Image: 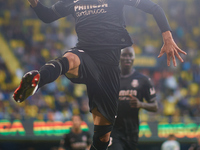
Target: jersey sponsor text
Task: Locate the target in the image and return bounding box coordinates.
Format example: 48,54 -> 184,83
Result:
119,90 -> 137,100
74,3 -> 108,17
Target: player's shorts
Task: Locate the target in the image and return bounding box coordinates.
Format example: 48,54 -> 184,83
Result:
63,48 -> 121,124
108,137 -> 137,150
108,128 -> 138,150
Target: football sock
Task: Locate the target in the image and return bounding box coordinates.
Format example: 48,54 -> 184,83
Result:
38,57 -> 69,88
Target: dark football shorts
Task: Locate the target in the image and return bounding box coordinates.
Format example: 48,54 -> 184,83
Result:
63,48 -> 121,124
108,136 -> 137,150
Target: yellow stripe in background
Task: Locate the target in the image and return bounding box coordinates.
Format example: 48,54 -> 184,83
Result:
0,33 -> 21,86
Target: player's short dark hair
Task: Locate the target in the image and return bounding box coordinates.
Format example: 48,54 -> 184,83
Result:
168,134 -> 175,139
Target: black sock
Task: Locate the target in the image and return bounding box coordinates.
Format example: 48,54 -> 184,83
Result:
38,57 -> 69,88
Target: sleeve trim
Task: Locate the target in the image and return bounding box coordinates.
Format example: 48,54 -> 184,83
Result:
134,0 -> 141,7
52,4 -> 62,17
149,97 -> 156,103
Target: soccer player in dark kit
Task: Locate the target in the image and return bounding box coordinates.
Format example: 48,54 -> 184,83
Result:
108,46 -> 158,150
13,0 -> 186,149
58,115 -> 92,150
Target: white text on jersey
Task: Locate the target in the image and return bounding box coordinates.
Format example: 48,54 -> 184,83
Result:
119,90 -> 137,98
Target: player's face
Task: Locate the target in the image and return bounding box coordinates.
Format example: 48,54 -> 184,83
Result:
72,115 -> 82,129
120,47 -> 135,70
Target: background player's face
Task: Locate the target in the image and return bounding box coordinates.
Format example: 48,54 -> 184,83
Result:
120,47 -> 135,71
72,115 -> 82,129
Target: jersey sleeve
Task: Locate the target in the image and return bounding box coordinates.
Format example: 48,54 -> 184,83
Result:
52,0 -> 74,17
122,0 -> 153,7
116,0 -> 140,7
142,77 -> 156,103
32,0 -> 73,23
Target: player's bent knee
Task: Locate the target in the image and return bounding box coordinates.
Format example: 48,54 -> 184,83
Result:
63,52 -> 80,69
91,125 -> 113,150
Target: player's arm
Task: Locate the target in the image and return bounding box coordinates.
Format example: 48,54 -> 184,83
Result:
124,0 -> 187,66
188,144 -> 196,150
142,77 -> 158,112
129,77 -> 158,112
58,134 -> 70,150
27,0 -> 71,23
129,95 -> 158,112
58,140 -> 66,150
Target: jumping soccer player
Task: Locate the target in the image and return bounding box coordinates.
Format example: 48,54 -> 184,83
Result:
108,46 -> 158,150
58,115 -> 91,150
13,0 -> 186,149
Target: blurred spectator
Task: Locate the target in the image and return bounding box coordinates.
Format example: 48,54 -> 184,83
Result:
58,115 -> 91,150
161,134 -> 180,150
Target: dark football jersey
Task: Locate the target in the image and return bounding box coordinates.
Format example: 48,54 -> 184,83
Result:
52,0 -> 135,51
112,70 -> 156,138
60,130 -> 91,150
50,0 -> 170,51
33,0 -> 171,64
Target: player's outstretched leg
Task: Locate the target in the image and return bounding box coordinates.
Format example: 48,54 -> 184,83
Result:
90,108 -> 113,150
13,52 -> 80,103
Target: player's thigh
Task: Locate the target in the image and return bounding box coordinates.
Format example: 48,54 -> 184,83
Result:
63,52 -> 80,77
125,143 -> 137,150
87,64 -> 120,125
91,107 -> 111,125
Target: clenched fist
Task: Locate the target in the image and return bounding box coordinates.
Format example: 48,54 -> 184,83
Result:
129,95 -> 143,108
27,0 -> 38,7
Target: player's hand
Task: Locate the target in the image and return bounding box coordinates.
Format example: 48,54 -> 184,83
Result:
158,31 -> 187,67
27,0 -> 38,7
129,95 -> 142,108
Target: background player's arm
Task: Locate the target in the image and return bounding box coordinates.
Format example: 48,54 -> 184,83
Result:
188,144 -> 196,150
129,95 -> 158,112
129,77 -> 158,112
58,134 -> 70,150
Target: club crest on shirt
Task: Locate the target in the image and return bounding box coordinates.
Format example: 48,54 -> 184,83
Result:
131,79 -> 139,88
82,135 -> 87,142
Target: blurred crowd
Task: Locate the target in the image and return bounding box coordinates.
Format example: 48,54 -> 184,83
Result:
0,0 -> 200,124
